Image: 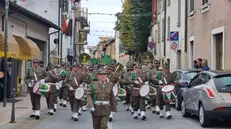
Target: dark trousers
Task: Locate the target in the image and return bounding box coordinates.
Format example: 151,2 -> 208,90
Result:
133,96 -> 146,111
147,97 -> 156,106
63,87 -> 69,100
69,95 -> 81,112
92,115 -> 109,129
59,88 -> 63,100
46,93 -> 57,109
30,93 -> 41,110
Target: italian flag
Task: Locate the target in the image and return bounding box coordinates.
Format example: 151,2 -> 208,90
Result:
62,18 -> 70,33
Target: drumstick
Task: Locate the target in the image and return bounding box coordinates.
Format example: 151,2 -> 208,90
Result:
74,77 -> 78,86
33,72 -> 38,81
138,77 -> 143,83
106,78 -> 109,82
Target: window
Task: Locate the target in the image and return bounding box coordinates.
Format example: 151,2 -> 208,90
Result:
158,22 -> 160,42
168,0 -> 171,6
162,18 -> 164,41
189,75 -> 200,87
199,73 -> 211,84
214,75 -> 231,92
173,71 -> 182,82
190,0 -> 195,13
167,16 -> 170,40
183,72 -> 198,81
202,0 -> 209,5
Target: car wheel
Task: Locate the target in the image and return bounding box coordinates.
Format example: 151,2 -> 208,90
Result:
175,96 -> 181,111
181,99 -> 190,117
199,104 -> 211,127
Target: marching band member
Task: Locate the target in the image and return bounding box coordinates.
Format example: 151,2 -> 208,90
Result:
106,65 -> 120,122
87,68 -> 116,129
152,64 -> 174,119
147,64 -> 157,113
59,63 -> 68,107
66,63 -> 87,121
45,64 -> 63,115
79,65 -> 89,113
24,58 -> 47,120
129,64 -> 148,120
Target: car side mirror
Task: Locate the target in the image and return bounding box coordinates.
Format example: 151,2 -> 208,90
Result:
182,82 -> 189,87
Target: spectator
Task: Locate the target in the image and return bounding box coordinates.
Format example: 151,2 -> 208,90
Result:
202,59 -> 210,71
193,60 -> 199,69
197,58 -> 203,68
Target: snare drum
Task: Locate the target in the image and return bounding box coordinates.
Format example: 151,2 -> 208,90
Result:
161,85 -> 176,102
33,81 -> 51,97
113,84 -> 119,97
139,82 -> 150,97
74,87 -> 85,99
118,88 -> 126,101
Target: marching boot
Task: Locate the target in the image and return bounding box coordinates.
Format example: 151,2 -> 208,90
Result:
35,110 -> 40,120
54,104 -> 57,112
166,111 -> 172,119
146,104 -> 151,109
109,112 -> 114,122
156,106 -> 160,115
30,110 -> 35,118
126,105 -> 129,111
72,113 -> 78,121
82,105 -> 87,111
152,107 -> 156,113
138,109 -> 141,116
63,100 -> 67,107
133,111 -> 138,119
130,105 -> 134,114
49,109 -> 54,115
141,111 -> 146,120
59,99 -> 63,106
78,108 -> 82,116
159,110 -> 164,118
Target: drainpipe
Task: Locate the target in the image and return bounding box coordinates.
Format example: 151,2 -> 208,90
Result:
184,0 -> 188,53
48,31 -> 59,63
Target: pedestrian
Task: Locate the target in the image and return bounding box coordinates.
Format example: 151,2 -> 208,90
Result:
202,59 -> 210,71
197,58 -> 203,69
87,68 -> 116,129
193,60 -> 199,69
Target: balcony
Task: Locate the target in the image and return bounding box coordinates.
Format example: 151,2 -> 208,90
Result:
75,7 -> 89,27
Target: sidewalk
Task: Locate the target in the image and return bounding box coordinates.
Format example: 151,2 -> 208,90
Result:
0,94 -> 47,126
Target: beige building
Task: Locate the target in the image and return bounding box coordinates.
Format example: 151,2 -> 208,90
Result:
105,39 -> 116,59
188,0 -> 231,70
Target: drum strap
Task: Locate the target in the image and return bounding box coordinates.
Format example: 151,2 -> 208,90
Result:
90,82 -> 96,104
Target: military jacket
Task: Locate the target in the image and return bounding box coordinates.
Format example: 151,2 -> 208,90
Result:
66,71 -> 84,89
24,67 -> 47,93
87,81 -> 116,116
45,71 -> 60,94
129,71 -> 148,96
107,72 -> 120,85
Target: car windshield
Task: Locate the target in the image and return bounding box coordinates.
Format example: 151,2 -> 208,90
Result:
214,76 -> 231,92
183,72 -> 198,81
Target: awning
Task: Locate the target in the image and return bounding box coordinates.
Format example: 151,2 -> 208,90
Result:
0,32 -> 20,58
13,35 -> 40,60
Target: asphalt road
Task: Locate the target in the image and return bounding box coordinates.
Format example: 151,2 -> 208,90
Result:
1,102 -> 231,129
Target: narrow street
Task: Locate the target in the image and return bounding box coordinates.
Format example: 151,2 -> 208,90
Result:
1,102 -> 230,129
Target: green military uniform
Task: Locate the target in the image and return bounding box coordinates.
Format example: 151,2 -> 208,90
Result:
24,58 -> 47,120
66,63 -> 87,121
79,66 -> 89,113
151,65 -> 174,119
87,69 -> 116,129
45,64 -> 62,115
129,64 -> 148,120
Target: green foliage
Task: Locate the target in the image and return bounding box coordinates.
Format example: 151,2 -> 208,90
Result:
116,0 -> 152,53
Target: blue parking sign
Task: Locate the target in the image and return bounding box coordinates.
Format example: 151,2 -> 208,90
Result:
170,31 -> 179,41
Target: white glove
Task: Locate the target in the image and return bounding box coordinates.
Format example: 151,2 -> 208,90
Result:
159,80 -> 163,84
90,107 -> 95,114
134,81 -> 139,84
69,87 -> 75,91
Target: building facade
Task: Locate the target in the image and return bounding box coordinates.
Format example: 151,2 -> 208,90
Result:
188,0 -> 231,70
156,0 -> 187,71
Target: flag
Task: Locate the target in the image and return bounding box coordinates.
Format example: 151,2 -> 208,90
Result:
62,19 -> 69,33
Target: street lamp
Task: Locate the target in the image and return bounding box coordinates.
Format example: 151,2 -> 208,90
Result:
72,2 -> 79,62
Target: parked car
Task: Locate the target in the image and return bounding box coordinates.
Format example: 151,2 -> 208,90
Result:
181,71 -> 231,127
172,69 -> 200,110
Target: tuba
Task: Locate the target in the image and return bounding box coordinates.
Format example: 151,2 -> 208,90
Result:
79,53 -> 91,65
115,63 -> 124,73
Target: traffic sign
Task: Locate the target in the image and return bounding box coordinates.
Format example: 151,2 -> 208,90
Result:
170,31 -> 179,41
171,43 -> 177,50
148,42 -> 155,49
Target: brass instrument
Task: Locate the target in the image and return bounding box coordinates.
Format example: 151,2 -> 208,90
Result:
115,63 -> 124,73
79,53 -> 91,65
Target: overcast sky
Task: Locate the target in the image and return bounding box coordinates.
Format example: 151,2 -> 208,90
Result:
14,0 -> 122,47
81,0 -> 122,46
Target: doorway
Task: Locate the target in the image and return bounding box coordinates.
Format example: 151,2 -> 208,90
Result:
177,50 -> 181,69
214,33 -> 223,70
189,40 -> 194,68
